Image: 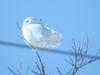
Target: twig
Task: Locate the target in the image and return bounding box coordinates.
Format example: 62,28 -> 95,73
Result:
8,67 -> 17,75
36,52 -> 46,75
56,67 -> 63,75
64,35 -> 100,75
32,52 -> 46,75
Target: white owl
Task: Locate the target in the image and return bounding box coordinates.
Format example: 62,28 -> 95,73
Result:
22,17 -> 63,49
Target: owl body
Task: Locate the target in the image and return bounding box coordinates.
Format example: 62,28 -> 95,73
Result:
22,17 -> 63,49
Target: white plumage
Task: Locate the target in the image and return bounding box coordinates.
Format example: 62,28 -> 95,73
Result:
22,17 -> 63,49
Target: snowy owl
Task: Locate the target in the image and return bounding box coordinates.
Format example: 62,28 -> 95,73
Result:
22,17 -> 63,49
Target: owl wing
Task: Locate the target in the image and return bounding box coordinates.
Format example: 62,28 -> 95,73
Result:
38,26 -> 63,48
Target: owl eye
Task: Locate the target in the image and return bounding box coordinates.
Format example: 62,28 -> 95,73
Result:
26,20 -> 29,23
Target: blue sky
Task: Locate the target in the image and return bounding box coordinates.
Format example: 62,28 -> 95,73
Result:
0,0 -> 100,75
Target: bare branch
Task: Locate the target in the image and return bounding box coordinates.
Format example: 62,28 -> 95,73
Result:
8,67 -> 21,75
8,67 -> 17,75
25,67 -> 29,75
36,52 -> 46,75
56,67 -> 63,75
16,21 -> 22,34
64,35 -> 100,75
32,52 -> 46,75
32,70 -> 40,75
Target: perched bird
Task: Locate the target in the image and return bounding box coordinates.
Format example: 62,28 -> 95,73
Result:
22,17 -> 63,49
